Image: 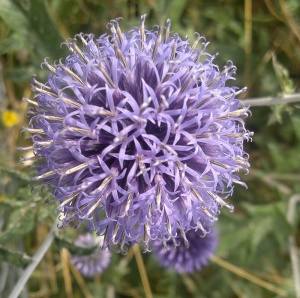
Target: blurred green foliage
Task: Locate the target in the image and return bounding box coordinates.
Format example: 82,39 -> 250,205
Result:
1,0 -> 300,297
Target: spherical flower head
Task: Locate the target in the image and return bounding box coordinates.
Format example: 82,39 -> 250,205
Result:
21,15 -> 252,253
152,223 -> 218,273
70,233 -> 111,276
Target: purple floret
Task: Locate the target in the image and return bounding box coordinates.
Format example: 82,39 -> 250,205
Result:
152,224 -> 218,273
22,15 -> 251,253
70,233 -> 111,276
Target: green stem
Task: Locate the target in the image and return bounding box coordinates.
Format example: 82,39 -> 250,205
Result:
0,245 -> 32,268
8,223 -> 58,298
242,93 -> 300,107
287,194 -> 300,298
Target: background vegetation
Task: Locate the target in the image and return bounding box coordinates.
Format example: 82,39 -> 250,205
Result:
0,0 -> 300,297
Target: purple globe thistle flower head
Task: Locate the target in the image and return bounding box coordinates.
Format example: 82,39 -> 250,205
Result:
70,233 -> 111,277
21,15 -> 252,253
152,223 -> 218,273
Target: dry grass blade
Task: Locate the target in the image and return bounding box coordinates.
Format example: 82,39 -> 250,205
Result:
60,248 -> 73,298
211,255 -> 287,297
244,0 -> 252,91
133,244 -> 153,298
69,261 -> 94,298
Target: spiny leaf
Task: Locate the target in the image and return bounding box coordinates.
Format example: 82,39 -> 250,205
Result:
0,0 -> 31,53
0,244 -> 32,268
0,166 -> 32,182
11,0 -> 65,61
0,0 -> 29,31
272,54 -> 295,94
55,236 -> 99,256
0,206 -> 36,244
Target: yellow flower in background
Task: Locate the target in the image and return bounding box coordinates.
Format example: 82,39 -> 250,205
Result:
1,110 -> 19,127
0,195 -> 5,201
